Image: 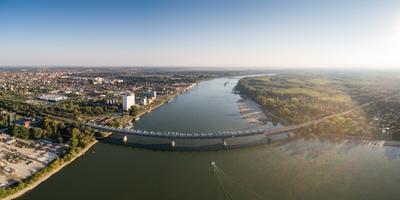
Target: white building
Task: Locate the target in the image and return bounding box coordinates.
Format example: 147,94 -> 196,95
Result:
141,97 -> 148,106
93,77 -> 104,84
37,94 -> 68,102
122,94 -> 135,111
152,91 -> 157,100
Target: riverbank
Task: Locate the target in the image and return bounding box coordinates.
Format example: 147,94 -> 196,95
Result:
133,83 -> 197,120
237,96 -> 268,127
2,140 -> 98,200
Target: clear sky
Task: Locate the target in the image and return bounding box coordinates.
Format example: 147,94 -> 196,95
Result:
1,0 -> 400,68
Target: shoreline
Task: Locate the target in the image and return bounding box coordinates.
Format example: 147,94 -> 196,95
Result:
237,96 -> 269,127
3,140 -> 98,200
133,83 -> 197,120
3,83 -> 201,199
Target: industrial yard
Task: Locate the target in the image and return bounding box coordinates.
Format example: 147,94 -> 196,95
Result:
0,134 -> 67,189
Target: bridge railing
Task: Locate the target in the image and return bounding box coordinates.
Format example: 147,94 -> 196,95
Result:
85,122 -> 280,139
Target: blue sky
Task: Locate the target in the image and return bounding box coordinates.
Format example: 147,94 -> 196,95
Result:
1,0 -> 400,67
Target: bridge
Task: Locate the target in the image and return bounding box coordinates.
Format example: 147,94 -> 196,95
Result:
87,122 -> 277,139
84,113 -> 334,139
85,100 -> 372,139
86,110 -> 354,139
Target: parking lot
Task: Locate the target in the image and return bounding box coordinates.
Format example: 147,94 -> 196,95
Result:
0,133 -> 67,188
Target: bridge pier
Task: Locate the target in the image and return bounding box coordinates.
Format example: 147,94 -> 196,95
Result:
171,140 -> 176,148
222,139 -> 227,148
267,137 -> 272,144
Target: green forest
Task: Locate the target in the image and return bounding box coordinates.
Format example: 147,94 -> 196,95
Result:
236,72 -> 400,138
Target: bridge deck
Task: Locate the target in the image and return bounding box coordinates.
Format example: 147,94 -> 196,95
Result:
87,122 -> 304,139
86,99 -> 375,139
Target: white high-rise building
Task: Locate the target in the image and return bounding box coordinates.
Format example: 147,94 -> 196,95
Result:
141,96 -> 148,105
122,94 -> 135,111
152,91 -> 157,100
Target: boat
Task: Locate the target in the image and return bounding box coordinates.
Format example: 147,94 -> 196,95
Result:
210,161 -> 217,172
211,161 -> 216,167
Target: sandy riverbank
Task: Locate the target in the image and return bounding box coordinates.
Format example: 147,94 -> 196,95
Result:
3,140 -> 98,200
237,97 -> 269,127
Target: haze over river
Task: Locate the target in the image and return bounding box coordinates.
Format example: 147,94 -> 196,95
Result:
19,77 -> 400,200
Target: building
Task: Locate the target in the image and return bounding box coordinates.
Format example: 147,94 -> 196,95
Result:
37,94 -> 68,102
122,94 -> 135,111
92,77 -> 104,84
15,119 -> 30,128
141,96 -> 148,106
106,99 -> 117,105
152,91 -> 157,100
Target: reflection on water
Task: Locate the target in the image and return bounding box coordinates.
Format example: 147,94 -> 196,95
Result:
19,135 -> 400,200
279,136 -> 400,161
213,137 -> 400,200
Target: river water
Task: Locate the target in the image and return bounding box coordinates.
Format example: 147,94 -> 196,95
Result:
18,77 -> 400,200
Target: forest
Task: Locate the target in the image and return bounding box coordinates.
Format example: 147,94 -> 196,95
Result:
236,71 -> 400,138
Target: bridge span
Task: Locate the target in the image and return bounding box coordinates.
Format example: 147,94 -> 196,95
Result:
86,122 -> 288,139
86,115 -> 327,139
86,99 -> 374,139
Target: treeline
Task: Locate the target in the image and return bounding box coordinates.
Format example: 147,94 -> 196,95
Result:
0,112 -> 12,128
7,117 -> 95,146
50,100 -> 119,116
0,96 -> 39,117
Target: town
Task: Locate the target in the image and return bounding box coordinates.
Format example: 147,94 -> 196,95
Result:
0,67 -> 252,197
0,67 -> 211,127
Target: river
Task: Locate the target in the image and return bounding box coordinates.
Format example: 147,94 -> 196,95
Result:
18,76 -> 400,200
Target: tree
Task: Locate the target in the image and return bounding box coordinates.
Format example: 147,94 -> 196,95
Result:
29,127 -> 44,139
42,118 -> 53,134
70,128 -> 80,149
129,105 -> 139,117
73,111 -> 81,121
9,125 -> 30,139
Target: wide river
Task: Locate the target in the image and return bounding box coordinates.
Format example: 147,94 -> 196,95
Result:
19,77 -> 400,200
